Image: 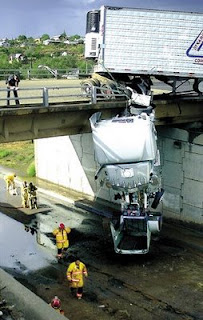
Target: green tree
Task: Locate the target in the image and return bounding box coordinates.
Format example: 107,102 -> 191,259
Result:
18,35 -> 27,42
27,37 -> 35,44
61,31 -> 67,40
69,34 -> 81,41
0,53 -> 11,68
0,47 -> 9,55
8,39 -> 16,46
40,34 -> 50,41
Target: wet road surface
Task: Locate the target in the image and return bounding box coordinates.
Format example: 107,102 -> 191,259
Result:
0,178 -> 202,320
0,213 -> 53,273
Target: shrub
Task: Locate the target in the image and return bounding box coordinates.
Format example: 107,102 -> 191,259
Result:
15,154 -> 25,161
27,162 -> 36,177
0,150 -> 12,158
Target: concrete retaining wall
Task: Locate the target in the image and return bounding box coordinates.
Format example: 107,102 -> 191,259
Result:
35,127 -> 203,226
157,127 -> 203,225
0,268 -> 67,320
35,135 -> 95,198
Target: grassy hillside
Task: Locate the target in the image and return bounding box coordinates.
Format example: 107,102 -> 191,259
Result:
0,42 -> 95,77
0,141 -> 34,176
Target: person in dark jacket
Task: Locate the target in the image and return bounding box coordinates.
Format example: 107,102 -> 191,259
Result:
6,74 -> 20,105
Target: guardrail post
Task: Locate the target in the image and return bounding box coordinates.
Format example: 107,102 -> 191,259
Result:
91,86 -> 97,104
43,87 -> 49,107
27,69 -> 30,80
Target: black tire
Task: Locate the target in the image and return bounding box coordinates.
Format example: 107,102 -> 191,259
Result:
81,79 -> 100,95
100,83 -> 116,99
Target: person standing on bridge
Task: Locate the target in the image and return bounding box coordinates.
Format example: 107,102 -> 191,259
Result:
53,223 -> 71,260
66,259 -> 88,299
6,74 -> 20,106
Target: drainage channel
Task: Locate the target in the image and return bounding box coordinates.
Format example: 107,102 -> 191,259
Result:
0,211 -> 54,274
0,211 -> 57,319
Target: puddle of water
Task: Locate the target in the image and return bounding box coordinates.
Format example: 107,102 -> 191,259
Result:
0,212 -> 54,273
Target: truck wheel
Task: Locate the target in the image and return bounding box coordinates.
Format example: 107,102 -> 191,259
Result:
193,79 -> 203,94
81,79 -> 100,95
100,83 -> 116,99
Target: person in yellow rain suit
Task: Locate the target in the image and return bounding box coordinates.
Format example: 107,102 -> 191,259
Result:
4,173 -> 16,191
67,259 -> 88,299
21,181 -> 28,208
53,223 -> 71,259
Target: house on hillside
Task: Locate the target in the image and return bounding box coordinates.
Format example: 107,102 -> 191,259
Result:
43,39 -> 52,45
63,37 -> 84,45
43,38 -> 61,45
63,40 -> 70,45
9,53 -> 27,64
43,33 -> 70,45
61,51 -> 68,56
34,38 -> 41,44
76,37 -> 84,44
51,35 -> 62,41
0,39 -> 10,47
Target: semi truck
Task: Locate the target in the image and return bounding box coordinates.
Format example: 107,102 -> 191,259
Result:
85,6 -> 203,254
89,110 -> 163,254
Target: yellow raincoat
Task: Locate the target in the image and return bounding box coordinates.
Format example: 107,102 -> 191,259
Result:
21,182 -> 28,207
4,173 -> 16,190
66,261 -> 88,288
53,227 -> 71,249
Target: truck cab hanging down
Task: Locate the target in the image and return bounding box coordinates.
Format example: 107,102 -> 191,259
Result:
89,110 -> 163,254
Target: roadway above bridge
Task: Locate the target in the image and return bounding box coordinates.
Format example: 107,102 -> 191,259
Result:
0,95 -> 202,143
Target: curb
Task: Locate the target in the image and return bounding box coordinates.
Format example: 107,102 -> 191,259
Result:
0,268 -> 68,320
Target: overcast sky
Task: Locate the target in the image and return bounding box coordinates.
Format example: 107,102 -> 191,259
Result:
1,0 -> 203,39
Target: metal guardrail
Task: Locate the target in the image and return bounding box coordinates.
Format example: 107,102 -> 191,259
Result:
0,68 -> 94,80
0,85 -> 127,107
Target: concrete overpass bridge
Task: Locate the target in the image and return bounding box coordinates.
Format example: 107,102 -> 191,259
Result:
0,83 -> 202,227
0,84 -> 202,143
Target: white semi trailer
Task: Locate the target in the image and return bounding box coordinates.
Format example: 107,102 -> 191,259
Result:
85,5 -> 203,94
85,6 -> 203,254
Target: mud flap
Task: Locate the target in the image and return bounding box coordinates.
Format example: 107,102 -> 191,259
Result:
151,189 -> 164,209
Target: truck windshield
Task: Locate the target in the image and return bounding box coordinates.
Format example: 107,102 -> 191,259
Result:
123,217 -> 147,233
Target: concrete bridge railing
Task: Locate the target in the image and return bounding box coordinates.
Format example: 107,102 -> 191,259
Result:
0,85 -> 127,107
0,83 -> 202,143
